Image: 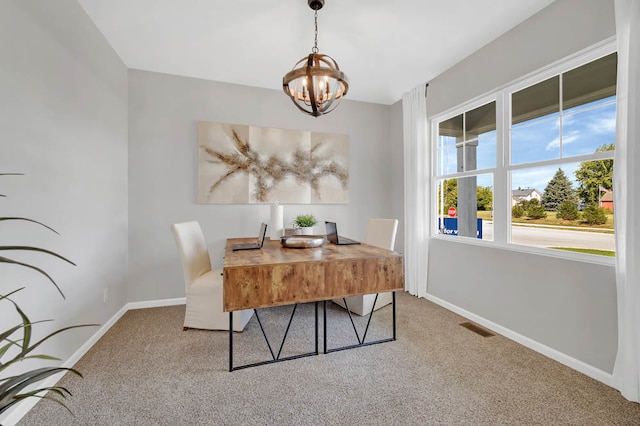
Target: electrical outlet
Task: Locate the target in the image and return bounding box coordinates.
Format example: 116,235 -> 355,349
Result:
103,288 -> 108,303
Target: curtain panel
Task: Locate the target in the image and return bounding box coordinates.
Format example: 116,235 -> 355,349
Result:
402,84 -> 430,298
612,0 -> 640,403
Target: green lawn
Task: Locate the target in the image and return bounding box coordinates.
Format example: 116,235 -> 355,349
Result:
475,210 -> 614,232
552,247 -> 616,257
476,211 -> 493,220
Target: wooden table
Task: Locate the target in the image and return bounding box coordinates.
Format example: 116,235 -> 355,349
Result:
223,237 -> 404,370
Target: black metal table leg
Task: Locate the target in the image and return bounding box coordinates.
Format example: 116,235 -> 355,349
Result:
229,295 -> 397,370
323,300 -> 328,354
324,292 -> 397,354
315,302 -> 319,354
392,291 -> 397,340
230,303 -> 319,371
229,312 -> 233,372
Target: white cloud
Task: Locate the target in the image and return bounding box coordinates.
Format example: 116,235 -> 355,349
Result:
545,130 -> 579,151
562,131 -> 580,145
589,116 -> 616,134
546,136 -> 560,151
561,114 -> 574,127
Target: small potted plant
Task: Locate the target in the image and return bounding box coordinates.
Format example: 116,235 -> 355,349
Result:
293,214 -> 316,235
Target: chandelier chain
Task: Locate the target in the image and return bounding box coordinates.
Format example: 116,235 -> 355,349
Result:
312,10 -> 319,53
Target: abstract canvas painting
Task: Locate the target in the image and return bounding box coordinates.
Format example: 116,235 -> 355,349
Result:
197,121 -> 349,204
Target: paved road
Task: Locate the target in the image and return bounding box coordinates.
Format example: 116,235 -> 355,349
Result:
480,222 -> 615,251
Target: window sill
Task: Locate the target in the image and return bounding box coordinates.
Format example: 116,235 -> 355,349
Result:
431,234 -> 616,267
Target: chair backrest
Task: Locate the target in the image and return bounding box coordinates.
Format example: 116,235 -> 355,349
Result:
363,218 -> 398,250
170,221 -> 212,286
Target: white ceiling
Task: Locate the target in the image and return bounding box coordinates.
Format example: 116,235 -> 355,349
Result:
76,0 -> 556,105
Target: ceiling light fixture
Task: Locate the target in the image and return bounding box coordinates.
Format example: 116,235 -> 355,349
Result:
282,0 -> 349,117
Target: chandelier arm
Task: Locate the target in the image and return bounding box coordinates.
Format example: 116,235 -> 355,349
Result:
320,83 -> 341,112
306,54 -> 319,116
290,96 -> 317,115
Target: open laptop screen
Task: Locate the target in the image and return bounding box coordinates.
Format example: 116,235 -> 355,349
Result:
324,221 -> 360,245
257,222 -> 267,247
232,222 -> 268,251
325,221 -> 339,244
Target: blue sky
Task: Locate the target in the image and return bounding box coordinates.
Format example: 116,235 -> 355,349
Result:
512,97 -> 616,165
511,97 -> 615,190
437,96 -> 616,192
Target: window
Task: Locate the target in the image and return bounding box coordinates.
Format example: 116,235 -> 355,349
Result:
432,46 -> 617,260
436,101 -> 496,240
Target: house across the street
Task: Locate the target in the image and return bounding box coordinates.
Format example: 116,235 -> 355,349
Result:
512,187 -> 543,206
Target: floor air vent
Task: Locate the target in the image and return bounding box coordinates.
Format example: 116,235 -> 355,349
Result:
460,322 -> 495,337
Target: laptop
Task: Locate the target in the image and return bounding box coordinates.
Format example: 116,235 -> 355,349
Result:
324,221 -> 360,245
232,223 -> 268,251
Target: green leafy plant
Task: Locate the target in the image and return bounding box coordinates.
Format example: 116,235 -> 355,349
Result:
542,168 -> 577,212
581,203 -> 608,225
575,144 -> 614,205
511,205 -> 525,218
293,214 -> 316,228
556,200 -> 580,221
1,173 -> 95,416
526,204 -> 547,220
515,198 -> 547,220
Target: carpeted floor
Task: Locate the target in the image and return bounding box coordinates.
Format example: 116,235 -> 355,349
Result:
18,292 -> 640,425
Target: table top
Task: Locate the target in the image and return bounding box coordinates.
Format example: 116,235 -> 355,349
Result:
223,237 -> 402,267
223,237 -> 404,311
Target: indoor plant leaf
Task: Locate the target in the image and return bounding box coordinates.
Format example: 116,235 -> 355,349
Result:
0,256 -> 66,299
0,367 -> 82,414
0,217 -> 60,234
0,299 -> 96,372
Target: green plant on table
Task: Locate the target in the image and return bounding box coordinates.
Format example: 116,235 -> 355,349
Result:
1,173 -> 95,416
293,214 -> 316,228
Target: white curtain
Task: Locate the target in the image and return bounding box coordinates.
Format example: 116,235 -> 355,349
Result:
612,0 -> 640,403
402,84 -> 430,298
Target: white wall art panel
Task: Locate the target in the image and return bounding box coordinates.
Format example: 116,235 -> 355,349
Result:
197,121 -> 349,204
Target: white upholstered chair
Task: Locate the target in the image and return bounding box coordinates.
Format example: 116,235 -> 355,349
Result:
333,218 -> 399,316
170,221 -> 253,332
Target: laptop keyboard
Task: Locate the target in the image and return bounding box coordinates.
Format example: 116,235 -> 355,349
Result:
340,237 -> 358,244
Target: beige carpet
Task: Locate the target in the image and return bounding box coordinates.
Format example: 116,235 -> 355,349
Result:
18,292 -> 640,425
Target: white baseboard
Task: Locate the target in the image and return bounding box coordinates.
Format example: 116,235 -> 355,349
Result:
0,298 -> 186,426
424,293 -> 613,387
127,297 -> 186,310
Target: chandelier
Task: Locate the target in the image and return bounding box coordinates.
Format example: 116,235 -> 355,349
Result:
282,0 -> 349,117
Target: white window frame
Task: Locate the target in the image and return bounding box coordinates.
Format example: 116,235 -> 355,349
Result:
430,39 -> 617,266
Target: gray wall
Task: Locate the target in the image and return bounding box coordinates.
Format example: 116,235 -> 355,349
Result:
422,0 -> 618,372
0,0 -> 128,416
127,70 -> 395,302
428,0 -> 616,114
